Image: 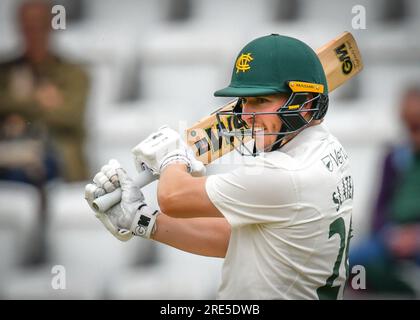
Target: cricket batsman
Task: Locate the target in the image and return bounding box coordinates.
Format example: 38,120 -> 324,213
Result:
85,34 -> 353,299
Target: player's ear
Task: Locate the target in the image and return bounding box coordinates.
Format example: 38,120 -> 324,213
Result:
299,94 -> 314,118
305,94 -> 314,108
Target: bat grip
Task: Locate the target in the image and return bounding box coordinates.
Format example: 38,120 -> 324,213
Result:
92,170 -> 157,212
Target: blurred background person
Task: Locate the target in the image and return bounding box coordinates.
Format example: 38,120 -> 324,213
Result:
0,0 -> 90,264
0,0 -> 89,185
349,86 -> 420,298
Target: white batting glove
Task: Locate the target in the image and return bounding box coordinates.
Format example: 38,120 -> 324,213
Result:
85,159 -> 132,241
85,159 -> 158,240
117,165 -> 159,238
131,125 -> 206,176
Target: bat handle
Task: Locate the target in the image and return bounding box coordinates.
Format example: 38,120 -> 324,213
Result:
92,170 -> 157,212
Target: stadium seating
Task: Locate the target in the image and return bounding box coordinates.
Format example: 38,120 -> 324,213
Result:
0,182 -> 40,297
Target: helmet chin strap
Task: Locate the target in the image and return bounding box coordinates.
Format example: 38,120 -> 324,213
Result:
267,127 -> 287,152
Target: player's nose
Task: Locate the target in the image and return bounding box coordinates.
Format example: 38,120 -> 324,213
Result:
241,103 -> 255,125
241,112 -> 254,126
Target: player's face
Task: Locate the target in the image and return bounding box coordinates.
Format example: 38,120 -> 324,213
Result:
241,94 -> 288,150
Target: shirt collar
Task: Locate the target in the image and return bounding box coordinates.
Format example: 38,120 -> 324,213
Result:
279,123 -> 330,154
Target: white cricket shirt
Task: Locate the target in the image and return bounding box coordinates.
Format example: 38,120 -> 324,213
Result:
205,123 -> 353,299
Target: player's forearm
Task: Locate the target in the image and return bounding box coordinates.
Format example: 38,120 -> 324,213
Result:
158,164 -> 217,218
151,214 -> 230,258
158,163 -> 190,195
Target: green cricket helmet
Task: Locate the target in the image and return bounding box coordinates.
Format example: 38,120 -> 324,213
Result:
214,34 -> 329,155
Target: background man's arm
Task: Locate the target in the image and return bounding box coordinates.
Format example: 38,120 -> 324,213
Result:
39,64 -> 89,133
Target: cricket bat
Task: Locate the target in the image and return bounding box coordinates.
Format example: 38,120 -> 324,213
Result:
93,31 -> 363,211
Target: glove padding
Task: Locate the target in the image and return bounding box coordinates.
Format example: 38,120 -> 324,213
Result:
85,159 -> 158,241
131,125 -> 205,176
117,163 -> 159,239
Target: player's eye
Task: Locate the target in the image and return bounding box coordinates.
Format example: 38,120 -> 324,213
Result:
256,98 -> 268,104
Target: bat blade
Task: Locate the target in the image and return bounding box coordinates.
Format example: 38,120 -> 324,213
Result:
316,31 -> 363,92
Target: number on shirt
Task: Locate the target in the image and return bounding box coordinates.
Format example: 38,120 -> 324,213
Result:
317,217 -> 352,300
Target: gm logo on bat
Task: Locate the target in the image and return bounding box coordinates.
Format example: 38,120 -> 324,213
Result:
335,43 -> 353,75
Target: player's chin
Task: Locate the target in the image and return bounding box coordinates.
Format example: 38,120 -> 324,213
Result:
254,137 -> 274,152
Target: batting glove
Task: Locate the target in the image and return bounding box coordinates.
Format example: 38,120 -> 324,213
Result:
85,159 -> 159,241
131,125 -> 206,176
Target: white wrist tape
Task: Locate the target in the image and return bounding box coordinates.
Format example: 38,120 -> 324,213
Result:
160,153 -> 191,173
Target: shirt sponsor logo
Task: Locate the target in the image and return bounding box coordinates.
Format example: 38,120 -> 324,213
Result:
321,146 -> 349,172
322,155 -> 334,172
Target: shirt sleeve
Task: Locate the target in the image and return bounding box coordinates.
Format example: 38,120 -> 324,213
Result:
205,162 -> 299,228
